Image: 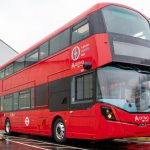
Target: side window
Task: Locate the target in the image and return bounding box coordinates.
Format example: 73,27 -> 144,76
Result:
5,63 -> 14,77
13,92 -> 19,111
19,89 -> 31,110
0,69 -> 4,79
14,56 -> 25,72
25,49 -> 39,67
72,20 -> 90,44
36,84 -> 47,107
75,73 -> 93,101
39,41 -> 49,60
0,96 -> 4,112
50,29 -> 70,54
0,97 -> 2,112
31,88 -> 34,108
4,94 -> 13,112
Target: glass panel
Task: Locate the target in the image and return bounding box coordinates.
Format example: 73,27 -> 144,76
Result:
102,5 -> 150,40
25,49 -> 39,67
0,69 -> 4,79
72,22 -> 89,44
97,65 -> 150,112
113,41 -> 150,59
5,64 -> 13,76
84,74 -> 93,99
0,96 -> 4,112
14,56 -> 25,72
76,76 -> 84,100
13,92 -> 19,111
19,89 -> 31,109
4,94 -> 13,111
36,84 -> 46,106
39,41 -> 49,60
50,29 -> 70,54
31,88 -> 34,108
76,73 -> 93,101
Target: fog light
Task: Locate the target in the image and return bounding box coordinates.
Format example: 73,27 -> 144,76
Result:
101,106 -> 116,121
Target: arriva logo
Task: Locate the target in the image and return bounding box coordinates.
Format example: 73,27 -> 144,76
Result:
135,115 -> 149,122
72,46 -> 80,61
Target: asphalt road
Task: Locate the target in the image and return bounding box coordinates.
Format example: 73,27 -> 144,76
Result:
1,133 -> 150,150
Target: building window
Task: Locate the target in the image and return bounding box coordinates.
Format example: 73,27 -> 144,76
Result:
5,64 -> 13,77
14,56 -> 25,72
25,49 -> 39,67
19,89 -> 31,110
39,41 -> 49,60
75,73 -> 93,101
50,29 -> 70,54
72,20 -> 90,44
0,69 -> 4,79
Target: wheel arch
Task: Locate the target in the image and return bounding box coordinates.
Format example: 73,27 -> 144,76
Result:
51,115 -> 64,137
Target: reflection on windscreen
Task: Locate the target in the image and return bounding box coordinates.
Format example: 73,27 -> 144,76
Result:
102,5 -> 150,40
97,66 -> 150,112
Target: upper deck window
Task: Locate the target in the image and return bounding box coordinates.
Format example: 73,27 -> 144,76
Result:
0,69 -> 4,79
50,29 -> 70,54
102,5 -> 150,40
5,64 -> 13,77
14,56 -> 25,72
72,20 -> 90,44
25,49 -> 39,67
39,41 -> 49,60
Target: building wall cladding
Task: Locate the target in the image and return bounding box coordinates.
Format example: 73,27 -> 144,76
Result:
0,40 -> 18,66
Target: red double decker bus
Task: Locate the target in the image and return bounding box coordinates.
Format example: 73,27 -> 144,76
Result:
1,2 -> 150,143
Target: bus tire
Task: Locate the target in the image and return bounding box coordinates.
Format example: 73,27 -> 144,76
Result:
5,119 -> 11,135
53,118 -> 66,143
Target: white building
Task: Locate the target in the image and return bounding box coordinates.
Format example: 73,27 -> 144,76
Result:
0,39 -> 18,66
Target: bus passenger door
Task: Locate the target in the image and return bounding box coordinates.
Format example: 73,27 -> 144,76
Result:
68,72 -> 96,137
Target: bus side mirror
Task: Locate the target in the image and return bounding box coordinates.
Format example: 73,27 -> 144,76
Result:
83,62 -> 92,70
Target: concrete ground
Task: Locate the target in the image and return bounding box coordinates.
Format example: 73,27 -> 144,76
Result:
1,131 -> 150,150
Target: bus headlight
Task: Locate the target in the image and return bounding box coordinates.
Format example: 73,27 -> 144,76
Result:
101,106 -> 116,121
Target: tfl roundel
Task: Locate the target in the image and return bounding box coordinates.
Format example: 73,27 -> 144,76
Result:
72,46 -> 80,61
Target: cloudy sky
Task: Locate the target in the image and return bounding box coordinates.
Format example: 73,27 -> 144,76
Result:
0,0 -> 150,53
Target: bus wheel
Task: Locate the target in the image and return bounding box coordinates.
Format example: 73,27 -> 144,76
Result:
53,118 -> 66,143
5,119 -> 11,135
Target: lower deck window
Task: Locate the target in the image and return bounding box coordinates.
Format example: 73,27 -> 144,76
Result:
19,90 -> 31,109
75,73 -> 94,101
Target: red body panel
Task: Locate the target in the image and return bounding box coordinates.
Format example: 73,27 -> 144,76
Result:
0,2 -> 150,141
